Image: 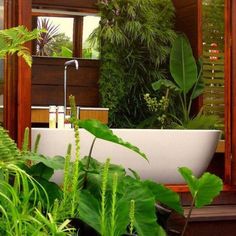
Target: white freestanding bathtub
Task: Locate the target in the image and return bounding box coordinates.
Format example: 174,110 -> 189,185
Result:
31,128 -> 221,184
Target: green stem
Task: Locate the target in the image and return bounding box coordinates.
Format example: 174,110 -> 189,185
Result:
181,196 -> 195,236
63,144 -> 72,202
111,173 -> 118,236
71,123 -> 80,216
101,159 -> 110,236
179,94 -> 188,125
83,137 -> 97,188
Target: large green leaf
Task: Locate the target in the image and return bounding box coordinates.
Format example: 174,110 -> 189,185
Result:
110,198 -> 130,236
78,189 -> 130,236
34,177 -> 63,205
170,34 -> 198,94
143,180 -> 183,214
23,154 -> 65,170
152,79 -> 180,92
122,177 -> 160,236
178,167 -> 223,208
78,119 -> 147,160
29,162 -> 54,180
191,58 -> 204,100
78,190 -> 101,233
183,113 -> 220,129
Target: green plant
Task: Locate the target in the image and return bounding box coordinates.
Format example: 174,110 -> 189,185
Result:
36,17 -> 60,56
179,167 -> 223,236
151,34 -> 220,129
0,25 -> 42,66
0,114 -> 223,236
0,96 -> 223,235
90,0 -> 176,127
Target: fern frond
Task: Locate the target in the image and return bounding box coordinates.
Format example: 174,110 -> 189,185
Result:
0,25 -> 42,66
0,127 -> 19,162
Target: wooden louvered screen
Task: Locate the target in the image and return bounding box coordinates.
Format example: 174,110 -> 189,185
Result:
202,47 -> 225,130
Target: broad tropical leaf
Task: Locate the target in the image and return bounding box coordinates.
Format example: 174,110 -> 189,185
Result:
191,58 -> 204,100
143,180 -> 183,214
122,177 -> 160,236
34,177 -> 63,204
78,119 -> 147,160
23,154 -> 65,170
183,113 -> 221,129
179,167 -> 223,208
152,79 -> 180,92
29,162 -> 54,180
78,190 -> 102,233
170,34 -> 198,94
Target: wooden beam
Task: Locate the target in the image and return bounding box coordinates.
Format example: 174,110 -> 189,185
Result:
3,0 -> 32,148
231,0 -> 236,185
4,0 -> 18,141
73,16 -> 83,58
32,0 -> 98,13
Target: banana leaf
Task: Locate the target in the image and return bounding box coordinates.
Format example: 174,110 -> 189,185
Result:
170,34 -> 198,94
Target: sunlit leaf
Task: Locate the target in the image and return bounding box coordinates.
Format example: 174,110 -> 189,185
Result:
178,167 -> 223,208
78,119 -> 147,160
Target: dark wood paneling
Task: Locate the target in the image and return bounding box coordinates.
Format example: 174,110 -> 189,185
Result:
32,57 -> 100,107
32,0 -> 98,12
224,0 -> 232,184
4,0 -> 18,140
186,220 -> 236,236
172,0 -> 199,57
232,0 -> 236,185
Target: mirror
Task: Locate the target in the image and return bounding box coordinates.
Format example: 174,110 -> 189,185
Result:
32,11 -> 100,59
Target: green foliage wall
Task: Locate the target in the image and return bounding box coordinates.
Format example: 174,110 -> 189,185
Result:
92,0 -> 176,127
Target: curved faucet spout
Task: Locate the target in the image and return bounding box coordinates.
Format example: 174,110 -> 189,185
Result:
64,59 -> 79,116
64,59 -> 79,70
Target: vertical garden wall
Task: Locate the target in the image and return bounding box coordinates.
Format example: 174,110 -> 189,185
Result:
92,0 -> 176,127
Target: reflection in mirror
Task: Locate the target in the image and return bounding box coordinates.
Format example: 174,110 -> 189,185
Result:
35,16 -> 74,57
0,0 -> 4,126
82,16 -> 100,59
33,14 -> 100,59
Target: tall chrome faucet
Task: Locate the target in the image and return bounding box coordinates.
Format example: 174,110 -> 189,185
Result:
64,59 -> 79,116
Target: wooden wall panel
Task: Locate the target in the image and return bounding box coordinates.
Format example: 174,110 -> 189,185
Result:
31,57 -> 100,107
172,0 -> 199,57
32,0 -> 98,12
231,0 -> 236,185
